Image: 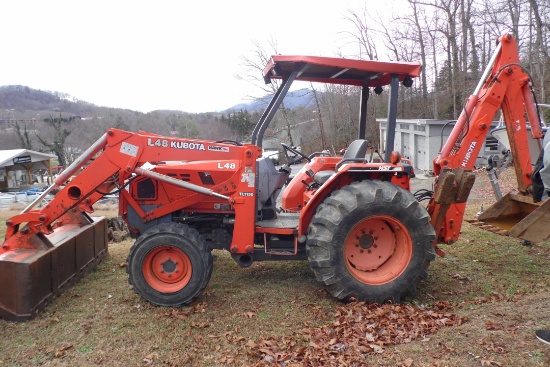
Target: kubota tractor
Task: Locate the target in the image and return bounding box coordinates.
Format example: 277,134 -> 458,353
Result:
1,34 -> 548,321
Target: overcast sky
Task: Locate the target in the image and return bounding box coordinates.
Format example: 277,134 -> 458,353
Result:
0,1 -> 403,113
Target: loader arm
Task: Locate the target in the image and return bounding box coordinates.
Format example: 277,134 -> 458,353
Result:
3,128 -> 260,253
429,34 -> 544,246
0,129 -> 260,320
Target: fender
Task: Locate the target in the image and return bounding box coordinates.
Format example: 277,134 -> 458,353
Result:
297,163 -> 407,235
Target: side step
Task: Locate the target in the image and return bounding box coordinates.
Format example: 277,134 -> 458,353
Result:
0,217 -> 108,321
475,192 -> 550,243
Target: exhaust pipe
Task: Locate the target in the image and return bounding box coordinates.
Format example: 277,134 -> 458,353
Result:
232,254 -> 254,268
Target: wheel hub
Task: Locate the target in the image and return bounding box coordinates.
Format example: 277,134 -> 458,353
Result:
161,257 -> 178,274
359,234 -> 375,249
343,214 -> 413,285
153,252 -> 187,283
143,246 -> 192,291
345,219 -> 397,272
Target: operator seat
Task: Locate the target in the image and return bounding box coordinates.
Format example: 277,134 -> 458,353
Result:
313,139 -> 369,185
257,155 -> 289,220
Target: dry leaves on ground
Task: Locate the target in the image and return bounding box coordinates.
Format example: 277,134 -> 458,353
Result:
247,301 -> 466,366
159,302 -> 209,320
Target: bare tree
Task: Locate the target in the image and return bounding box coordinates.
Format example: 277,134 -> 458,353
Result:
527,0 -> 550,103
310,83 -> 327,150
319,83 -> 362,150
37,114 -> 73,167
439,0 -> 461,117
14,122 -> 34,150
343,8 -> 380,60
237,38 -> 294,146
466,1 -> 480,80
409,0 -> 430,104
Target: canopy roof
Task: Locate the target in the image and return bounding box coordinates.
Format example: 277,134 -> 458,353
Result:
0,149 -> 56,169
263,55 -> 421,87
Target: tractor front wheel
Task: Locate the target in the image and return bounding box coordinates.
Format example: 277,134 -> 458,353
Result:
127,222 -> 213,306
307,181 -> 436,303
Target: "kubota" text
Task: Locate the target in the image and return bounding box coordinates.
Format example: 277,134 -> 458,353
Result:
147,138 -> 205,151
461,142 -> 476,168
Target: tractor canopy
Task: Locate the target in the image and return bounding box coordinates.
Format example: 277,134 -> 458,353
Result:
262,55 -> 421,86
252,55 -> 421,152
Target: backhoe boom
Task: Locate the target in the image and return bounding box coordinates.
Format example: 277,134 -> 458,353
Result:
429,34 -> 545,245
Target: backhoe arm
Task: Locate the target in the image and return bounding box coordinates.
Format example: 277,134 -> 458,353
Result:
429,34 -> 543,245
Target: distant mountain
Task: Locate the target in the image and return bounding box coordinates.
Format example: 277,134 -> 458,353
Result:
0,85 -> 317,119
226,88 -> 315,112
0,85 -> 98,115
0,85 -> 226,151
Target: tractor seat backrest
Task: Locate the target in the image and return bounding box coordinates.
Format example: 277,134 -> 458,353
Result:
313,139 -> 369,185
343,139 -> 369,160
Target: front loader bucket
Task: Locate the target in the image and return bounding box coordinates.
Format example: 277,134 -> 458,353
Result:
0,217 -> 107,321
474,191 -> 550,243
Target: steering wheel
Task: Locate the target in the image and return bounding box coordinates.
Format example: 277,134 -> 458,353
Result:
281,143 -> 311,164
215,139 -> 242,146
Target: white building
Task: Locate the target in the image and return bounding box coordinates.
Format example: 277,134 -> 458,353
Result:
0,149 -> 56,191
378,119 -> 502,175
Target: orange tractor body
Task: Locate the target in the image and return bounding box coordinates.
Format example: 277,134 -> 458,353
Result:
1,34 -> 548,321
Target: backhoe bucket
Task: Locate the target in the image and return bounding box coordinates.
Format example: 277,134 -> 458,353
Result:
475,192 -> 550,243
0,217 -> 107,321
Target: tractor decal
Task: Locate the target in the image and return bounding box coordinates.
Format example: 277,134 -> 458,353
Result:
208,146 -> 230,152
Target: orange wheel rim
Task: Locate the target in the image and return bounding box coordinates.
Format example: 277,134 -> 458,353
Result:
344,215 -> 412,285
142,246 -> 192,292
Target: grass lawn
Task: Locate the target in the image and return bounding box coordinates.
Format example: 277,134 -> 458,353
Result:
1,177 -> 549,366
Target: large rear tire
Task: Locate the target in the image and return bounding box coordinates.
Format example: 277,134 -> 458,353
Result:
127,222 -> 213,306
307,181 -> 436,303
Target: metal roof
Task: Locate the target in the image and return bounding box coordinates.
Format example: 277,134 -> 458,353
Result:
263,55 -> 421,87
0,149 -> 56,168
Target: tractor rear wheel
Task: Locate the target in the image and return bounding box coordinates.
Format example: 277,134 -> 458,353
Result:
307,180 -> 436,303
127,222 -> 213,306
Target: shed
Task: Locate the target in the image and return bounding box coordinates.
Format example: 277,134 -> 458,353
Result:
378,119 -> 502,175
0,149 -> 56,191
